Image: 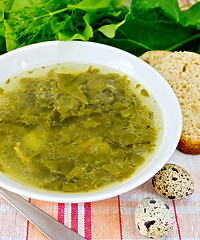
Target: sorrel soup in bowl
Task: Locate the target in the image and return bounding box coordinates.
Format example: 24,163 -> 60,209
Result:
0,41 -> 182,202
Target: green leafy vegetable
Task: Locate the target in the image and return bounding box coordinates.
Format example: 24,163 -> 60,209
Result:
94,0 -> 200,55
0,2 -> 6,53
1,0 -> 126,49
180,2 -> 200,29
0,0 -> 200,57
4,20 -> 18,51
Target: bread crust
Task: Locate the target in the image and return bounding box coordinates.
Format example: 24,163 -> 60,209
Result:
140,51 -> 171,64
178,135 -> 200,155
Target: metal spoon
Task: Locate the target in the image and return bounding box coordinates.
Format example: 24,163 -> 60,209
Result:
0,187 -> 86,240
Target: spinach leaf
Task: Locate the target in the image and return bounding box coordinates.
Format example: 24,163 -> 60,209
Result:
130,0 -> 181,22
94,0 -> 200,55
0,2 -> 6,53
179,2 -> 200,29
6,0 -> 39,11
4,20 -> 19,51
129,0 -> 200,53
67,0 -> 116,11
0,1 -> 5,37
1,0 -> 200,56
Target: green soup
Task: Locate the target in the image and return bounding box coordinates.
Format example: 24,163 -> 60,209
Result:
0,64 -> 162,192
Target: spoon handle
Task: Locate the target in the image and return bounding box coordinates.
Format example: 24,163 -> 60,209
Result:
0,187 -> 86,240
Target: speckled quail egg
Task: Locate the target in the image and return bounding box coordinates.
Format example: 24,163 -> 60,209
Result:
135,197 -> 174,239
152,163 -> 194,200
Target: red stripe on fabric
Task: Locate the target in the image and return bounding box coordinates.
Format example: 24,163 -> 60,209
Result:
118,195 -> 123,240
84,202 -> 92,240
26,198 -> 31,240
71,203 -> 78,233
58,203 -> 65,224
172,200 -> 182,240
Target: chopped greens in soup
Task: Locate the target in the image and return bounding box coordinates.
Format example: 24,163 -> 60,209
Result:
0,64 -> 162,192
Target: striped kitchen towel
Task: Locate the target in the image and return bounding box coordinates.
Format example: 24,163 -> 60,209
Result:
0,150 -> 200,240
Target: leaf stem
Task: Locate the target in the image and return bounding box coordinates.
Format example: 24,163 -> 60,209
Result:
117,28 -> 154,50
166,33 -> 200,51
108,32 -> 200,52
34,7 -> 69,20
108,38 -> 154,50
51,7 -> 70,16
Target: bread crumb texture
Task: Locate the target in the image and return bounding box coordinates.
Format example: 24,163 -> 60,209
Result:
140,51 -> 200,154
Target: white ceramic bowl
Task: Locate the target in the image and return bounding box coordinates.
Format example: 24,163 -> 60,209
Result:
0,41 -> 182,203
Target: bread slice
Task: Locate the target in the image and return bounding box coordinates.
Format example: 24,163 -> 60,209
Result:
140,51 -> 200,155
140,51 -> 171,66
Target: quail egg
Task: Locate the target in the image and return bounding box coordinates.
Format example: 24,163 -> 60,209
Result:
152,163 -> 194,200
135,197 -> 174,239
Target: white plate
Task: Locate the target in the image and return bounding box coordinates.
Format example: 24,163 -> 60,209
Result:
0,41 -> 182,202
